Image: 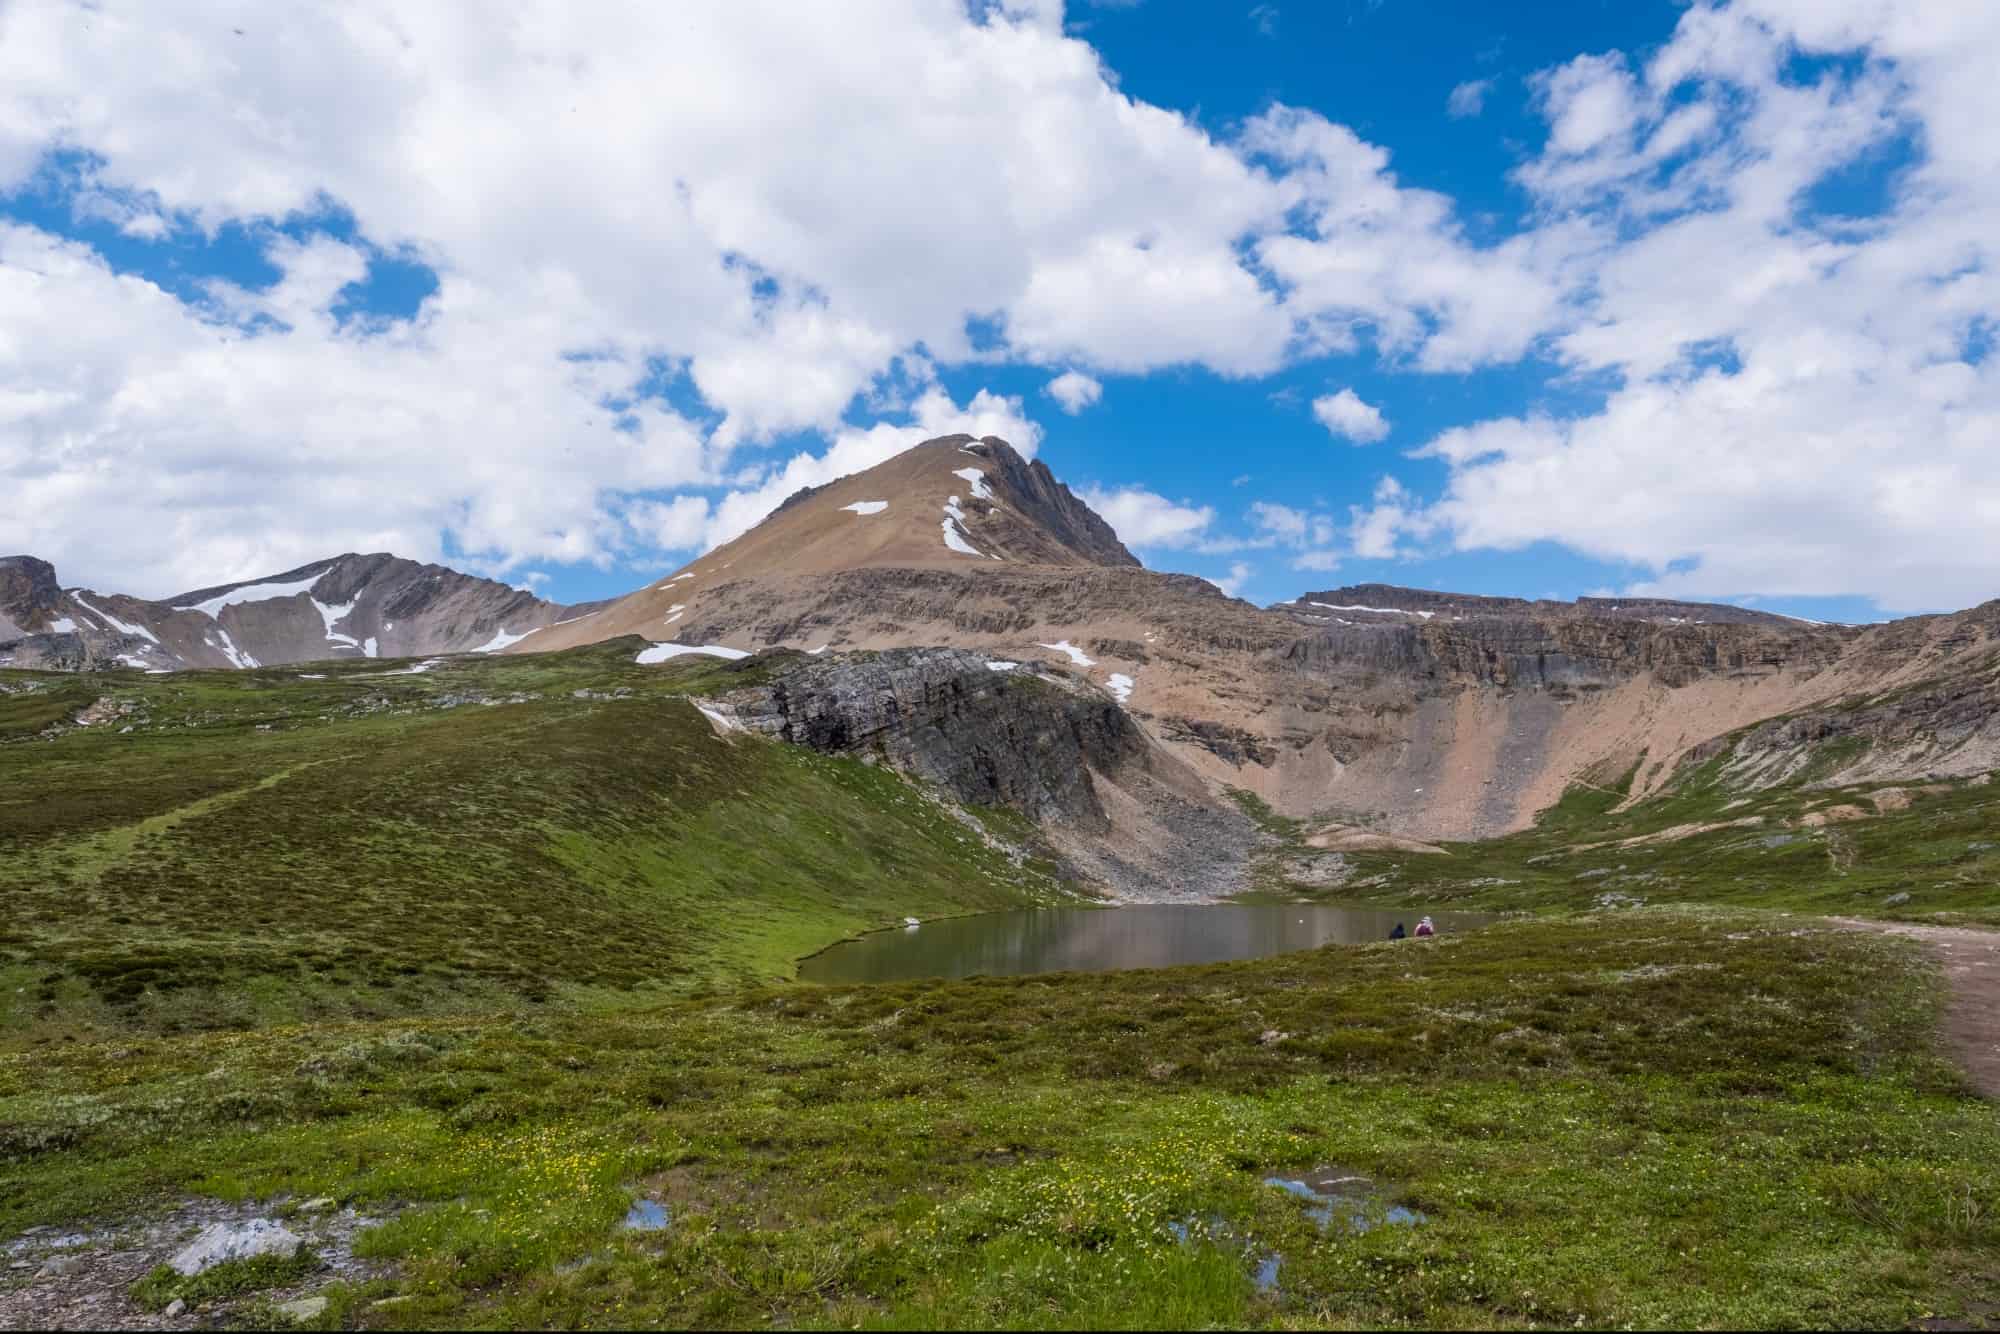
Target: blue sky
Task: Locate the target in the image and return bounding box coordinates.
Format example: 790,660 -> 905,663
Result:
1,2 -> 1992,622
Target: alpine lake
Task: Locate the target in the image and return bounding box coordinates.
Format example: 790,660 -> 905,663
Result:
798,903 -> 1503,984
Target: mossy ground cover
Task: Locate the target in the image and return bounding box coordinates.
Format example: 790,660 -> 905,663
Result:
6,651 -> 2000,1326
2,914 -> 1996,1328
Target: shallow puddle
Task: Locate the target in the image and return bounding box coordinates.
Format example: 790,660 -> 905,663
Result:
1264,1170 -> 1427,1233
621,1199 -> 670,1232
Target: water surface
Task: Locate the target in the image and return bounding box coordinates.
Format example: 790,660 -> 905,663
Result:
798,904 -> 1499,984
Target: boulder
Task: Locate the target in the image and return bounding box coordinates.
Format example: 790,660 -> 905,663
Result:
168,1218 -> 303,1276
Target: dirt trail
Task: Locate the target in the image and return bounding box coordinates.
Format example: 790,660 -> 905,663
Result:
1832,918 -> 2000,1099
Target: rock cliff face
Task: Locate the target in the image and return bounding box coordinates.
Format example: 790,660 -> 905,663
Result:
1281,583 -> 1816,628
716,648 -> 1147,827
0,553 -> 601,672
705,648 -> 1260,900
1273,612 -> 1849,691
0,557 -> 64,638
1683,601 -> 2000,790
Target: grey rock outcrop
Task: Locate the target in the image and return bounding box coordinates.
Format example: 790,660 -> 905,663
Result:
715,648 -> 1148,827
168,1219 -> 303,1276
0,556 -> 64,638
704,647 -> 1261,900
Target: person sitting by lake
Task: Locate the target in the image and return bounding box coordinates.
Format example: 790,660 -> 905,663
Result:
1414,917 -> 1435,938
1389,922 -> 1407,940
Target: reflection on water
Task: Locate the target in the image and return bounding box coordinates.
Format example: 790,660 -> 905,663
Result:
621,1199 -> 669,1232
798,904 -> 1500,985
1265,1174 -> 1426,1233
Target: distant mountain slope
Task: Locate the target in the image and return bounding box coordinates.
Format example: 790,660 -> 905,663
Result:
1273,583 -> 1830,629
0,552 -> 602,672
9,432 -> 1995,847
516,437 -> 1998,843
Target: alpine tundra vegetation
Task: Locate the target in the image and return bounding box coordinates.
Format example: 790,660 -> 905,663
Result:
7,0 -> 2000,1329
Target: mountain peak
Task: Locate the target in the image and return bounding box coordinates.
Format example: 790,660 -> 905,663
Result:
524,434 -> 1139,654
707,434 -> 1137,578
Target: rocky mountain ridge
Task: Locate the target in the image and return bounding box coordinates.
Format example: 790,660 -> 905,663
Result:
1276,583 -> 1832,629
510,436 -> 1993,843
0,552 -> 600,672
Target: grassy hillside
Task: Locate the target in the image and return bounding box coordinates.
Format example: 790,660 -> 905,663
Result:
0,643 -> 1068,1040
1242,758 -> 2000,925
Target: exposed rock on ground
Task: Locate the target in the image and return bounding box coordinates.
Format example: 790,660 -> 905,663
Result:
167,1219 -> 302,1276
0,1198 -> 387,1332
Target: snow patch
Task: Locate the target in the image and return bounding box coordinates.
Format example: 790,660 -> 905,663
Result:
941,496 -> 984,557
807,644 -> 830,655
363,637 -> 379,658
207,627 -> 259,669
312,598 -> 359,647
842,500 -> 889,516
985,660 -> 1019,671
1037,640 -> 1096,667
298,673 -> 328,679
1106,673 -> 1134,704
951,467 -> 993,500
48,617 -> 77,634
1307,602 -> 1434,619
177,572 -> 324,619
116,653 -> 149,670
473,626 -> 534,654
694,701 -> 742,734
73,594 -> 158,643
653,572 -> 698,589
636,642 -> 750,665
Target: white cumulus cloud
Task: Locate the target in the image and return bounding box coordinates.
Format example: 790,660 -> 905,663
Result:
1045,370 -> 1103,414
1079,486 -> 1216,551
1447,79 -> 1493,119
1311,388 -> 1390,443
1351,0 -> 2000,612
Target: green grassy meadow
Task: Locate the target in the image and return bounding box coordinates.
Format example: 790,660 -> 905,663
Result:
0,644 -> 1069,1041
3,648 -> 1999,1328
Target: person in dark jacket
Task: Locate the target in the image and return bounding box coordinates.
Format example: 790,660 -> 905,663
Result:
1389,922 -> 1407,940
